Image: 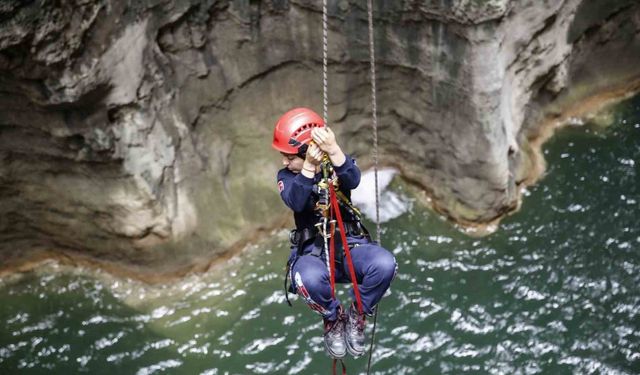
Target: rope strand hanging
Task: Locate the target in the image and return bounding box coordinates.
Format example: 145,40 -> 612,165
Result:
322,0 -> 329,125
367,0 -> 381,244
365,0 -> 381,373
321,2 -> 382,374
321,5 -> 346,374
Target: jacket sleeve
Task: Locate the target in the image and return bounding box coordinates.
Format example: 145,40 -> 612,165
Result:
333,154 -> 361,190
277,169 -> 315,212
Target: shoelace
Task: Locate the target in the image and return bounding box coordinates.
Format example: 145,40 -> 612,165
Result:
325,315 -> 345,337
348,309 -> 365,333
349,320 -> 364,335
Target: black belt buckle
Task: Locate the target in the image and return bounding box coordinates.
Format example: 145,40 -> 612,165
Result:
343,221 -> 361,237
301,227 -> 318,247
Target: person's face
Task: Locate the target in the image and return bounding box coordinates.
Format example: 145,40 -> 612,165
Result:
281,152 -> 304,173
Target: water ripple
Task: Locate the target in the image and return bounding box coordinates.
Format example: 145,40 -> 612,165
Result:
136,359 -> 183,375
240,336 -> 286,355
1,98 -> 640,374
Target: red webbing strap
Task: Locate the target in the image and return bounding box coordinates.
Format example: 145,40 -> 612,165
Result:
328,182 -> 364,315
329,219 -> 337,298
332,358 -> 347,375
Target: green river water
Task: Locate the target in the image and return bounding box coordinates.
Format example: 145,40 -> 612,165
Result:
1,96 -> 639,374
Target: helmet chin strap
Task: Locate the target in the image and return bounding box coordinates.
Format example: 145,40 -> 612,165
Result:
296,144 -> 308,159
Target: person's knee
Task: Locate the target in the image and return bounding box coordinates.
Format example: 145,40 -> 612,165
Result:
293,265 -> 328,295
372,251 -> 397,283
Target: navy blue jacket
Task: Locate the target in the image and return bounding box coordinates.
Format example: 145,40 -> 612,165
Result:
277,155 -> 361,230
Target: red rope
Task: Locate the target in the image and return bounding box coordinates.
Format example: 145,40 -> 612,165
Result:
327,180 -> 363,375
332,358 -> 347,375
328,182 -> 364,315
329,219 -> 337,298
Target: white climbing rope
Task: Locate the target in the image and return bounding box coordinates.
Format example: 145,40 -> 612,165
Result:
367,0 -> 381,244
321,2 -> 382,373
322,0 -> 329,125
366,1 -> 381,373
320,0 -> 334,308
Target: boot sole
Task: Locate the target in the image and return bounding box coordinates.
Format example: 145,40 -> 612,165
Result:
346,339 -> 365,357
324,340 -> 346,359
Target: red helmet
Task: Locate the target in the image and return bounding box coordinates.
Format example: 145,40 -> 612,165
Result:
272,107 -> 325,154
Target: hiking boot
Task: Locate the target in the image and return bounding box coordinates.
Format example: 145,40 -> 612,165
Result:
345,303 -> 366,357
323,307 -> 347,358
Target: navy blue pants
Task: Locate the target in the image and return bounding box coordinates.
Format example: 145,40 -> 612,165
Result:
290,235 -> 397,321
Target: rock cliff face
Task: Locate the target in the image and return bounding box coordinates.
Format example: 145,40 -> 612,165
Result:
1,0 -> 639,278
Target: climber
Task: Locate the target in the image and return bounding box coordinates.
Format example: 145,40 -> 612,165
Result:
273,107 -> 397,359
